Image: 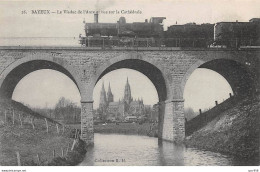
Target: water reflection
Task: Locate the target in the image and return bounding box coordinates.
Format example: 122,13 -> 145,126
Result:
79,133 -> 233,166
158,140 -> 185,165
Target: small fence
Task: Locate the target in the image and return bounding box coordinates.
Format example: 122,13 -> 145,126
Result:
79,37 -> 259,48
185,93 -> 237,136
79,37 -> 214,48
0,108 -> 81,166
15,130 -> 81,166
0,109 -> 70,134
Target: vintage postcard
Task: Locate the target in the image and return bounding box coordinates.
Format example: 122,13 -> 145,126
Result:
0,0 -> 259,170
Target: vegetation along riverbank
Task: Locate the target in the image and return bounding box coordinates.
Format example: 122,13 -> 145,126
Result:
185,95 -> 260,165
70,122 -> 158,138
0,99 -> 86,166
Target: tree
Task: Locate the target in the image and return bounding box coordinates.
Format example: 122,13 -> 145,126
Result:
54,97 -> 81,124
184,107 -> 197,121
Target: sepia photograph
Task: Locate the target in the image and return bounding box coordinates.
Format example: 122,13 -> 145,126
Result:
0,0 -> 259,169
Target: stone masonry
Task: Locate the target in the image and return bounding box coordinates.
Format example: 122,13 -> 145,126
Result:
0,47 -> 259,145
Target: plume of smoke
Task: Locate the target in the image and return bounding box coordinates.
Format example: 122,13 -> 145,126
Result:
95,0 -> 115,11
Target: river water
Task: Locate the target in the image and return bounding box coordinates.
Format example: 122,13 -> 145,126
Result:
79,133 -> 236,166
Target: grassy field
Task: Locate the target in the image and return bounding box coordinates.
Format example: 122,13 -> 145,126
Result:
0,99 -> 75,166
185,96 -> 260,164
0,124 -> 74,165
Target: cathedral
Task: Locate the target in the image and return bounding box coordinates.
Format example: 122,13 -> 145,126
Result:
98,78 -> 145,120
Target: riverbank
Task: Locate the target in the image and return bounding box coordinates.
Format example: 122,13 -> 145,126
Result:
0,99 -> 86,166
96,122 -> 158,137
69,122 -> 158,137
47,138 -> 86,166
185,96 -> 260,165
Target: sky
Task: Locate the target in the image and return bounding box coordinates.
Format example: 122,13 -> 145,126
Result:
0,0 -> 259,38
1,0 -> 255,111
12,68 -> 233,112
12,69 -> 81,108
12,69 -> 159,109
183,68 -> 232,111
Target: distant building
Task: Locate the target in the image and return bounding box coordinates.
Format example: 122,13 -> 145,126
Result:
125,116 -> 137,122
150,104 -> 159,122
98,78 -> 145,120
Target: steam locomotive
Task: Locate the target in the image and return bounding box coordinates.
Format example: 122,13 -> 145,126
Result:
79,14 -> 260,48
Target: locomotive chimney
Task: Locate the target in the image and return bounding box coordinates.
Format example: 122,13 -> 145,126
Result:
94,13 -> 99,23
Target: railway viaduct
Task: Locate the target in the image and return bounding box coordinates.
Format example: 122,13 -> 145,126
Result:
0,46 -> 259,145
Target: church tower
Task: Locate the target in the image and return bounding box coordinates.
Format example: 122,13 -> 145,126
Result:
107,82 -> 114,103
124,77 -> 133,104
99,81 -> 107,109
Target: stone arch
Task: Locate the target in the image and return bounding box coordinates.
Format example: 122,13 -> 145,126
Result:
91,53 -> 169,102
0,56 -> 85,100
181,58 -> 256,99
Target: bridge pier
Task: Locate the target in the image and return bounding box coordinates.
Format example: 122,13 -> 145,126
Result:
0,47 -> 258,147
158,99 -> 185,143
80,101 -> 94,146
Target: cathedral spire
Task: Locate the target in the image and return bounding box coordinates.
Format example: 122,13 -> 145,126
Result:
99,81 -> 107,109
107,82 -> 114,103
102,81 -> 105,91
108,82 -> 111,91
124,77 -> 132,104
